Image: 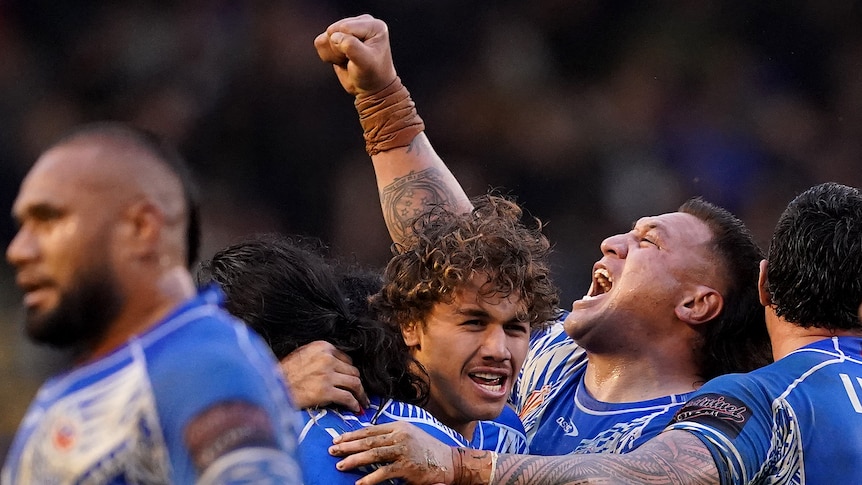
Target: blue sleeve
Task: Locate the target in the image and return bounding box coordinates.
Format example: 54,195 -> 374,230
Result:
474,406 -> 528,453
148,318 -> 302,483
298,411 -> 369,485
664,374 -> 773,485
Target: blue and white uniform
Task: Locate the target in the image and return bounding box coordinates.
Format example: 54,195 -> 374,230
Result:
1,287 -> 303,485
298,396 -> 527,484
666,336 -> 862,484
512,321 -> 692,455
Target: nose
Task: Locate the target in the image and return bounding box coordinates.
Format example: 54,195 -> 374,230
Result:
481,325 -> 511,361
600,232 -> 629,258
7,226 -> 37,268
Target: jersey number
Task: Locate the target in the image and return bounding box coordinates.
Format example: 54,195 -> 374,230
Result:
839,373 -> 862,414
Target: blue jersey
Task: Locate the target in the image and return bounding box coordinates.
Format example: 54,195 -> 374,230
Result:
1,287 -> 303,485
298,396 -> 527,484
512,321 -> 692,455
666,336 -> 862,484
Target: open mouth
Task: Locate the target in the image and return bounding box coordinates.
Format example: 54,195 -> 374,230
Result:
583,267 -> 613,300
469,372 -> 507,393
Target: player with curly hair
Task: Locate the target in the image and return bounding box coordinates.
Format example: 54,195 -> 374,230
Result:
371,194 -> 560,439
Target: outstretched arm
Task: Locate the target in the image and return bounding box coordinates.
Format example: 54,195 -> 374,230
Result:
315,15 -> 472,245
329,423 -> 719,485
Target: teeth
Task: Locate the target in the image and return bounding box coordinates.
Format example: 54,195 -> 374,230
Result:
472,372 -> 503,381
594,268 -> 613,293
470,373 -> 504,389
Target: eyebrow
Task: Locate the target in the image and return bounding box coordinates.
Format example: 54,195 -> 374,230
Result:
631,219 -> 665,234
456,307 -> 492,318
456,307 -> 527,325
12,202 -> 63,223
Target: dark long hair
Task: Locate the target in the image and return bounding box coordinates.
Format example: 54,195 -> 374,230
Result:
198,233 -> 428,404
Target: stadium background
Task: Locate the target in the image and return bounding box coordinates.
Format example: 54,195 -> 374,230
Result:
1,0 -> 860,460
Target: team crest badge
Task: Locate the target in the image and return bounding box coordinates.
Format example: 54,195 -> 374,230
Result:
520,385 -> 550,420
51,419 -> 77,451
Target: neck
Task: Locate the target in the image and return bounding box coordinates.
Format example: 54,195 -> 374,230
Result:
768,318 -> 862,360
421,397 -> 478,439
583,347 -> 703,402
83,266 -> 195,364
453,420 -> 477,440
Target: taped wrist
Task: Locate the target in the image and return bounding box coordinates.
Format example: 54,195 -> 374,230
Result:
355,76 -> 425,156
451,447 -> 497,485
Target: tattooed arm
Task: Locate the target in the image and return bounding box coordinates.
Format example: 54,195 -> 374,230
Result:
330,424 -> 719,485
490,430 -> 718,485
315,15 -> 472,246
372,135 -> 472,244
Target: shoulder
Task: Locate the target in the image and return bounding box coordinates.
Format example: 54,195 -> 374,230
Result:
527,318 -> 585,364
375,400 -> 471,446
515,318 -> 586,409
145,295 -> 279,389
296,408 -> 369,485
491,405 -> 526,432
143,296 -> 292,431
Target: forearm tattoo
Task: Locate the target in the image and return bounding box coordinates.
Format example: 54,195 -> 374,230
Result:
380,165 -> 458,245
492,431 -> 717,485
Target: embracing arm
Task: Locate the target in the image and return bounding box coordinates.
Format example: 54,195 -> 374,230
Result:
488,430 -> 718,485
280,340 -> 370,413
315,14 -> 472,246
329,423 -> 719,485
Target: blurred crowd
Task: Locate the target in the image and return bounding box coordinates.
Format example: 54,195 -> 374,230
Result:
1,0 -> 860,460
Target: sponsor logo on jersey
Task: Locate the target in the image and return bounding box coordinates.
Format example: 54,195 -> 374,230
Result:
555,416 -> 579,437
672,393 -> 751,438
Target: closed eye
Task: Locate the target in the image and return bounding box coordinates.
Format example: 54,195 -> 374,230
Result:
505,322 -> 530,335
641,237 -> 659,248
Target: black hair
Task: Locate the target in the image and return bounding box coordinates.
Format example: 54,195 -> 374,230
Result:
335,265 -> 385,320
197,233 -> 428,404
765,182 -> 862,330
679,197 -> 772,380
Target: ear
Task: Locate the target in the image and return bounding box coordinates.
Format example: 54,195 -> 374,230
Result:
675,285 -> 724,325
757,259 -> 772,307
401,321 -> 422,348
120,200 -> 164,259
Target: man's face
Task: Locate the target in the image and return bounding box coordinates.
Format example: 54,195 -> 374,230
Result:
403,273 -> 530,437
7,144 -> 123,350
564,211 -> 717,351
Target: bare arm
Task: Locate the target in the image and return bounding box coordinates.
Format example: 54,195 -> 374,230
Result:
315,15 -> 472,245
372,134 -> 470,244
490,430 -> 718,485
329,424 -> 719,485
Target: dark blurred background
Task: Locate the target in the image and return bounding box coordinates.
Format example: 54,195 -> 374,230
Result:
1,0 -> 861,460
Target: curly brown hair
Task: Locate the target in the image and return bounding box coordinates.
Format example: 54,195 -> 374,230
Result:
371,194 -> 560,332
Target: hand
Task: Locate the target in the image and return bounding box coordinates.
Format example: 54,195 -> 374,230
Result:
328,421 -> 455,485
280,340 -> 370,413
314,14 -> 398,97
